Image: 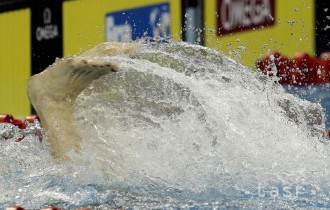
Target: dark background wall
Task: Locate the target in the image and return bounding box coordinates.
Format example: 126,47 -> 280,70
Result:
315,0 -> 330,56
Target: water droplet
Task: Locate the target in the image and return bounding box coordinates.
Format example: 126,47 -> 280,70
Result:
286,20 -> 295,26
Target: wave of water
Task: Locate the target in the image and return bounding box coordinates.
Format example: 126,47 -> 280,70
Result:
1,41 -> 330,209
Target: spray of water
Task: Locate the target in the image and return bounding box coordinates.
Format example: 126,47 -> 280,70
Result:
1,41 -> 330,209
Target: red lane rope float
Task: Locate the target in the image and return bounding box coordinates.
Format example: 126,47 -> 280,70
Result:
0,114 -> 40,125
0,114 -> 41,141
257,51 -> 330,86
0,114 -> 15,124
0,114 -> 40,129
25,115 -> 40,124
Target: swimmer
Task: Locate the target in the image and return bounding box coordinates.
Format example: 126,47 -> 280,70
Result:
27,41 -> 326,160
27,42 -> 139,159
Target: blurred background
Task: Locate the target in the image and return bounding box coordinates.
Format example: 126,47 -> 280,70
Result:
0,0 -> 329,118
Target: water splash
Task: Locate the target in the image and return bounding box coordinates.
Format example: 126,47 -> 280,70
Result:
1,41 -> 330,209
0,120 -> 43,142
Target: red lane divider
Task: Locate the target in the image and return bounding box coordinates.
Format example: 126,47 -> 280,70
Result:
257,51 -> 330,85
0,114 -> 40,129
0,114 -> 41,141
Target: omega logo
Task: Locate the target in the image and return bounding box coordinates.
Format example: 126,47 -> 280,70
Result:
36,7 -> 59,41
217,0 -> 275,35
